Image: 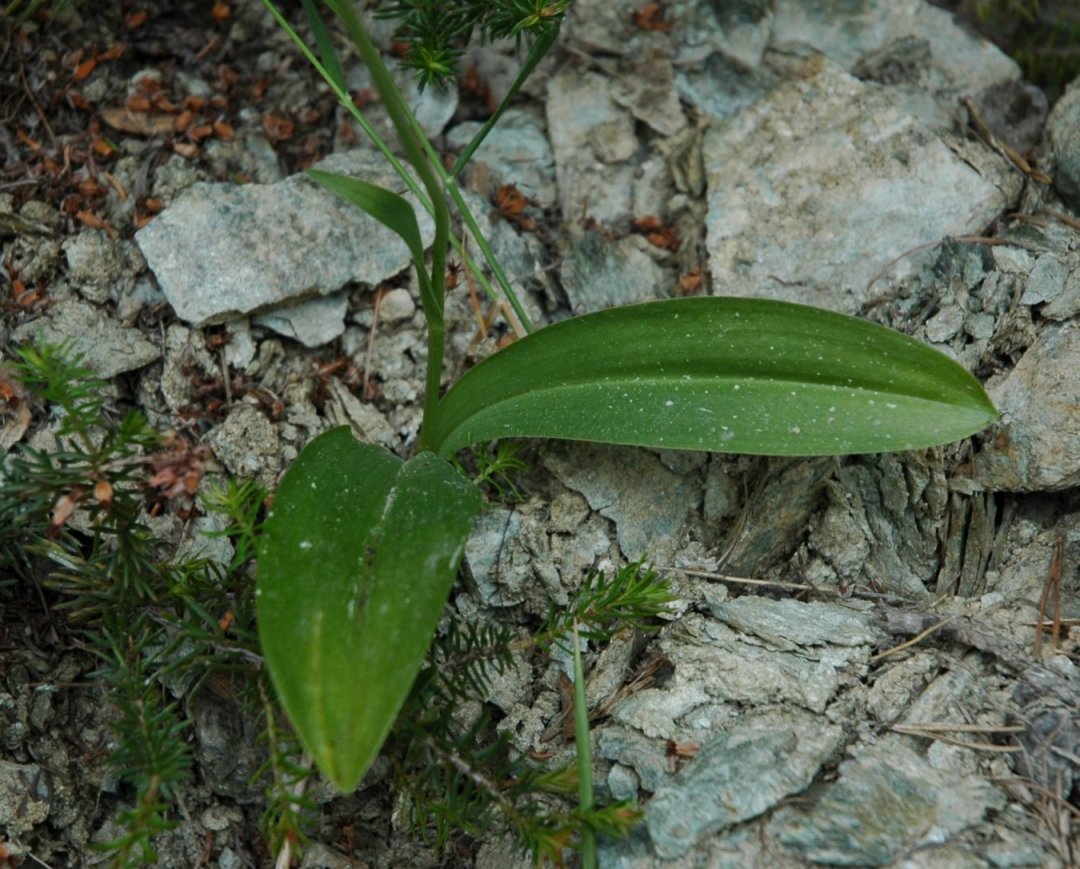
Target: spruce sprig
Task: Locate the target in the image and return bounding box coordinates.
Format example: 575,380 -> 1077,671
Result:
90,618 -> 192,866
374,0 -> 572,87
540,561 -> 676,649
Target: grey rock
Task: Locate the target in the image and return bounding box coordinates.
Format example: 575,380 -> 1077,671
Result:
925,306 -> 965,343
12,298 -> 160,377
155,323 -> 217,413
710,597 -> 886,650
611,681 -> 710,741
772,741 -> 1005,865
203,130 -> 283,185
253,292 -> 349,348
136,149 -> 434,325
446,109 -> 557,208
559,231 -> 668,314
1019,254 -> 1069,305
646,710 -> 843,858
973,79 -> 1048,154
598,727 -> 671,793
0,759 -> 50,837
973,325 -> 1080,491
378,287 -> 416,324
611,52 -> 686,137
564,0 -> 646,57
185,687 -> 263,802
992,244 -> 1034,274
654,613 -> 853,715
206,403 -> 282,487
771,0 -> 1019,122
704,58 -> 1020,313
690,0 -> 772,69
721,458 -> 832,576
323,379 -> 396,449
809,454 -> 947,599
1042,266 -> 1080,321
607,763 -> 641,802
546,68 -> 637,229
151,152 -> 212,202
542,443 -> 699,562
16,199 -> 62,235
463,503 -> 553,613
299,842 -> 354,869
1047,76 -> 1080,209
865,651 -> 941,723
177,514 -> 234,567
64,229 -> 131,302
675,51 -> 779,125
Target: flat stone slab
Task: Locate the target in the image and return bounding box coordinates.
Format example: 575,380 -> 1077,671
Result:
12,298 -> 159,377
772,740 -> 1005,865
646,709 -> 843,859
704,57 -> 1021,313
135,149 -> 434,326
974,324 -> 1080,492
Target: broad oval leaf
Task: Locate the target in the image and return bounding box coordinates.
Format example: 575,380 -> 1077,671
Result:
427,297 -> 996,457
256,428 -> 481,791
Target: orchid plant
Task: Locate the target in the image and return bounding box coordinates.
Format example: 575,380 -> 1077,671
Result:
255,0 -> 997,793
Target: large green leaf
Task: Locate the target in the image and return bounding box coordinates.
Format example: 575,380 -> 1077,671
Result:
426,297 -> 996,457
256,428 -> 481,791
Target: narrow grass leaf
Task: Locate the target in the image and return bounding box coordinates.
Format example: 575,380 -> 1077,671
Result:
427,297 -> 997,457
305,169 -> 440,316
300,0 -> 347,92
305,169 -> 425,266
449,28 -> 558,178
256,428 -> 481,791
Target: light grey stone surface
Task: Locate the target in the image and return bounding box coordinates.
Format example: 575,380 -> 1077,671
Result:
542,443 -> 699,563
973,325 -> 1080,491
136,149 -> 434,325
545,67 -> 637,230
12,298 -> 159,377
771,0 -> 1019,111
1047,76 -> 1080,209
704,57 -> 1021,314
252,292 -> 348,348
559,231 -> 668,314
377,287 -> 416,324
646,710 -> 843,859
709,597 -> 886,650
205,402 -> 282,487
445,109 -> 557,208
63,230 -> 137,305
772,740 -> 1005,865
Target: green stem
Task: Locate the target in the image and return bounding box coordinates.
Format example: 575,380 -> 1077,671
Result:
328,1 -> 449,439
417,128 -> 535,334
572,620 -> 597,869
263,0 -> 532,337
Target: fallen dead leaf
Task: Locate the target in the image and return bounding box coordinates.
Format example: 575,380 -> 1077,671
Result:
100,106 -> 175,136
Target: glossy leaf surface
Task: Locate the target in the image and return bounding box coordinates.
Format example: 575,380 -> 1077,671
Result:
256,428 -> 481,791
427,297 -> 996,457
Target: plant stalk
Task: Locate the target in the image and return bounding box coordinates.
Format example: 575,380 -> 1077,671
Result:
328,0 -> 449,442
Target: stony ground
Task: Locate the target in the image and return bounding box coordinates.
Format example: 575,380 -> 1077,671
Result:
3,0 -> 1080,866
